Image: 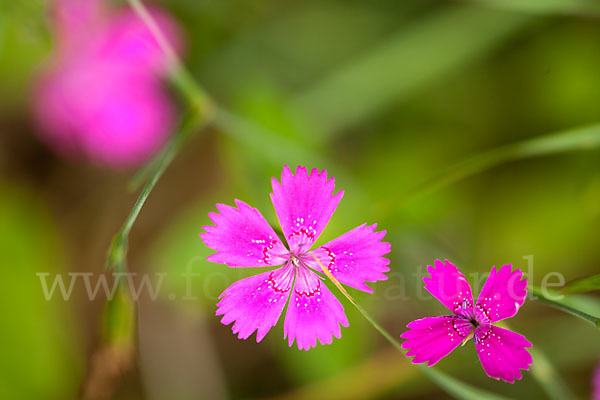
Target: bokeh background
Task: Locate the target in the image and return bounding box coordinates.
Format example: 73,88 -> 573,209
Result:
1,0 -> 600,399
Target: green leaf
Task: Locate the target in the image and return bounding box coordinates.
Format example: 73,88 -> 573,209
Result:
561,274 -> 600,294
381,122 -> 600,214
471,0 -> 600,16
529,286 -> 600,328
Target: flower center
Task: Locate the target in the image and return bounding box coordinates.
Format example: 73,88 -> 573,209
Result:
289,253 -> 302,267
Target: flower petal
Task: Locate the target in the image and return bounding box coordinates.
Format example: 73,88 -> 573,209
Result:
216,264 -> 294,342
98,7 -> 182,74
475,264 -> 527,323
270,166 -> 343,254
284,267 -> 349,350
306,223 -> 390,293
474,325 -> 532,383
423,259 -> 475,318
78,77 -> 174,166
201,199 -> 288,267
400,316 -> 473,366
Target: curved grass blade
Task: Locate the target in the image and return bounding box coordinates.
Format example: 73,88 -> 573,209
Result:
127,0 -> 209,110
381,122 -> 600,215
107,110 -> 206,274
561,274 -> 600,294
530,286 -> 600,328
470,0 -> 600,16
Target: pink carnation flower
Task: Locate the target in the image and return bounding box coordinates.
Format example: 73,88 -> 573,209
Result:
401,260 -> 532,383
200,166 -> 391,350
32,0 -> 181,167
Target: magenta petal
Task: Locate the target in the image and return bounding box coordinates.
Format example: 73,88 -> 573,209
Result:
475,264 -> 527,323
201,200 -> 289,267
33,65 -> 173,166
401,316 -> 472,366
284,267 -> 349,350
423,260 -> 474,318
270,166 -> 343,254
98,7 -> 182,74
217,264 -> 294,342
306,223 -> 390,293
474,325 -> 532,383
78,76 -> 173,165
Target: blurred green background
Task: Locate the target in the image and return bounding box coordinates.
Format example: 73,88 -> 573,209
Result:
1,0 -> 600,399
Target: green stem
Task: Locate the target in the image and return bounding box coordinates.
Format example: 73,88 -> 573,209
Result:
106,0 -> 215,277
529,286 -> 600,328
107,110 -> 205,275
127,0 -> 210,110
561,273 -> 600,295
353,299 -> 403,352
469,0 -> 600,16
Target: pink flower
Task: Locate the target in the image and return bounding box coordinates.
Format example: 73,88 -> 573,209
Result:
200,166 -> 391,350
401,260 -> 532,383
32,0 -> 181,167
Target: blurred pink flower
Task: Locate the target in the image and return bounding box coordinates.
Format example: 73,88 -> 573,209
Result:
33,0 -> 181,167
